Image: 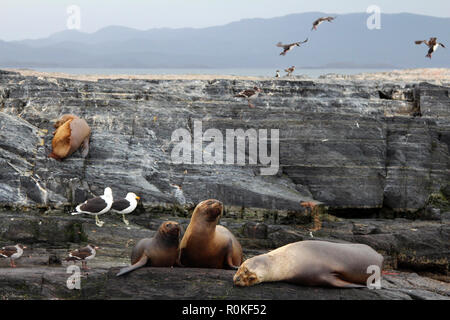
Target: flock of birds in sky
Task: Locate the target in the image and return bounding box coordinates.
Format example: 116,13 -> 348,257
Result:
235,16 -> 337,108
234,15 -> 446,109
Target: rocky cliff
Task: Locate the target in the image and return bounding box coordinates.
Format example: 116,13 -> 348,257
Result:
0,69 -> 449,300
0,69 -> 449,213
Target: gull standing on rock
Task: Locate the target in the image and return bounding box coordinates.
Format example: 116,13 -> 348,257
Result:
0,244 -> 26,268
285,66 -> 296,77
171,184 -> 186,206
235,87 -> 262,108
65,244 -> 99,271
111,193 -> 140,225
72,187 -> 113,227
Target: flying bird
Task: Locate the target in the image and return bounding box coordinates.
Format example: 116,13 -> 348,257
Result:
111,192 -> 140,226
65,244 -> 99,271
312,16 -> 336,31
276,39 -> 308,56
235,87 -> 262,108
72,187 -> 113,227
285,66 -> 296,77
0,244 -> 26,268
415,38 -> 446,59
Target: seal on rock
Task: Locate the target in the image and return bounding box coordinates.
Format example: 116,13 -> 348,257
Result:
49,114 -> 91,160
233,240 -> 383,288
179,199 -> 243,269
116,221 -> 182,276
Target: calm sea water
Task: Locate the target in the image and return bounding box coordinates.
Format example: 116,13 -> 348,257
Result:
30,67 -> 395,78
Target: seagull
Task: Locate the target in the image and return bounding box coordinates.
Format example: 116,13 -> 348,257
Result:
72,187 -> 113,227
0,244 -> 26,268
312,16 -> 336,31
65,244 -> 99,271
285,66 -> 296,77
276,39 -> 308,56
111,193 -> 140,225
235,87 -> 262,108
170,184 -> 186,206
415,38 -> 446,59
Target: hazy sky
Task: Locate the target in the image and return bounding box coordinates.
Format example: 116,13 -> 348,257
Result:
2,0 -> 449,41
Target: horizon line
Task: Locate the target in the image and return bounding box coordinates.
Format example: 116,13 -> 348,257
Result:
6,11 -> 450,43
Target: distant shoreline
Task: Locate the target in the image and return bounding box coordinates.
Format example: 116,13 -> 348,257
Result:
4,68 -> 450,84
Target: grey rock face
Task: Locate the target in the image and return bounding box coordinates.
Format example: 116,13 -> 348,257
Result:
0,212 -> 449,300
0,70 -> 449,214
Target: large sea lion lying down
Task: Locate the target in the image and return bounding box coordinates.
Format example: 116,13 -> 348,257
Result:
234,240 -> 384,288
49,114 -> 91,160
179,199 -> 243,269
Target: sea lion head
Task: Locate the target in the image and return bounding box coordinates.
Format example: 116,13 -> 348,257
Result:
233,255 -> 270,287
159,221 -> 182,241
54,114 -> 79,129
194,199 -> 223,222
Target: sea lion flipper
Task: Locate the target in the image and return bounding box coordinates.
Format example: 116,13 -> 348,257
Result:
225,241 -> 240,270
324,273 -> 366,289
116,255 -> 149,277
175,251 -> 185,268
80,137 -> 90,158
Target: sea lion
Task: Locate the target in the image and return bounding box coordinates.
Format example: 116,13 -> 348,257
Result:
179,199 -> 243,269
49,114 -> 91,160
116,221 -> 182,276
234,240 -> 383,288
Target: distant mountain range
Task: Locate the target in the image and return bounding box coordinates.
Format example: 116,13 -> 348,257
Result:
1,12 -> 449,69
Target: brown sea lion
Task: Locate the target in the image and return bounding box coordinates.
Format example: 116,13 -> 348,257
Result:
179,199 -> 243,269
116,221 -> 182,276
49,114 -> 91,160
234,240 -> 384,288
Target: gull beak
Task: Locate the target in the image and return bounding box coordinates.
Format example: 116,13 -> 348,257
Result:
95,246 -> 100,250
136,196 -> 141,200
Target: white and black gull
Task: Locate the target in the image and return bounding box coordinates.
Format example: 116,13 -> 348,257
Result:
415,37 -> 446,59
0,244 -> 26,268
72,187 -> 113,227
110,192 -> 140,225
65,244 -> 99,270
